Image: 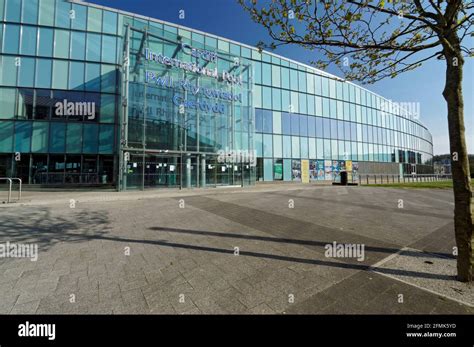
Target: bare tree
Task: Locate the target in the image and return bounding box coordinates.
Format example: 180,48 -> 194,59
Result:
239,0 -> 473,281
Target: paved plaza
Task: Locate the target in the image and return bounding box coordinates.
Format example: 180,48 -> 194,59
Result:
0,184 -> 472,314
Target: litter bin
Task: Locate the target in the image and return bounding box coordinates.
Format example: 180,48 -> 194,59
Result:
340,171 -> 348,185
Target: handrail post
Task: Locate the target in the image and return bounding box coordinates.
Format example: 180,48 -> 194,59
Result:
17,178 -> 22,201
8,178 -> 11,203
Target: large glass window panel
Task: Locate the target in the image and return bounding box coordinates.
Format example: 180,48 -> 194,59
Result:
290,91 -> 299,113
290,69 -> 298,90
298,71 -> 306,92
263,134 -> 273,157
343,102 -> 350,121
338,140 -> 346,160
83,123 -> 98,153
307,94 -> 315,116
16,88 -> 33,119
21,26 -> 37,55
262,86 -> 271,109
273,134 -> 282,157
291,136 -> 300,158
38,27 -> 53,57
71,3 -> 87,30
0,121 -> 14,152
35,58 -> 52,88
329,99 -> 337,118
3,24 -> 20,53
86,33 -> 101,61
263,158 -> 273,181
34,89 -> 51,120
323,118 -> 330,138
70,31 -> 85,60
351,122 -> 357,142
49,122 -> 66,153
281,67 -> 289,89
283,158 -> 292,181
344,121 -> 351,140
282,135 -> 291,158
309,138 -> 316,158
66,123 -> 82,153
336,100 -> 344,120
315,117 -> 323,138
308,116 -> 316,137
262,63 -> 271,85
290,114 -> 299,136
299,114 -> 308,137
336,81 -> 343,99
299,93 -> 307,114
281,90 -> 290,112
300,137 -> 308,159
254,85 -> 261,108
350,104 -> 356,122
316,138 -> 323,158
271,65 -> 280,87
102,10 -> 117,34
315,75 -> 322,95
321,77 -> 329,97
55,0 -> 70,28
330,119 -> 338,139
39,0 -> 54,26
272,88 -> 281,111
85,63 -> 100,92
253,62 -> 261,84
69,61 -> 84,90
356,105 -> 362,123
315,96 -> 322,116
5,0 -> 20,22
54,29 -> 69,58
99,124 -> 114,154
52,60 -> 68,89
331,140 -> 338,159
102,35 -> 117,64
87,7 -> 102,32
272,111 -> 281,134
322,98 -> 329,118
307,74 -> 315,94
230,43 -> 240,56
329,79 -> 336,98
100,94 -> 115,123
205,36 -> 216,49
255,109 -> 263,133
101,65 -> 116,93
282,112 -> 291,135
262,110 -> 272,133
254,133 -> 262,157
14,121 -> 32,153
31,121 -> 49,152
18,57 -> 35,87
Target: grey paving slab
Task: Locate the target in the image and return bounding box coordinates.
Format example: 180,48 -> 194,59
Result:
0,185 -> 471,314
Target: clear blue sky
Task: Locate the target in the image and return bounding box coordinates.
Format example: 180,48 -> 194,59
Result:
88,0 -> 473,155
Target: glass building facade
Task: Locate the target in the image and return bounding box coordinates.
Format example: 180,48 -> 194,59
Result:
0,0 -> 434,189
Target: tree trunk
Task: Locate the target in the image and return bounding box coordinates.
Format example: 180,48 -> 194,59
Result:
442,39 -> 473,282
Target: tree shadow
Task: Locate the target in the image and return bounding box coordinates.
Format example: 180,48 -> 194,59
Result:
0,206 -> 455,282
149,226 -> 455,259
0,207 -> 111,253
85,232 -> 455,281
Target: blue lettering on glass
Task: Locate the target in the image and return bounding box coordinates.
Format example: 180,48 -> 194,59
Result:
173,94 -> 225,114
145,72 -> 242,104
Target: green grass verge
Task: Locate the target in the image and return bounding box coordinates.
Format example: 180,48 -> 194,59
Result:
365,180 -> 453,189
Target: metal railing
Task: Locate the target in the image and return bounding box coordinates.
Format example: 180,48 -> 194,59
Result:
0,177 -> 22,203
359,174 -> 452,185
